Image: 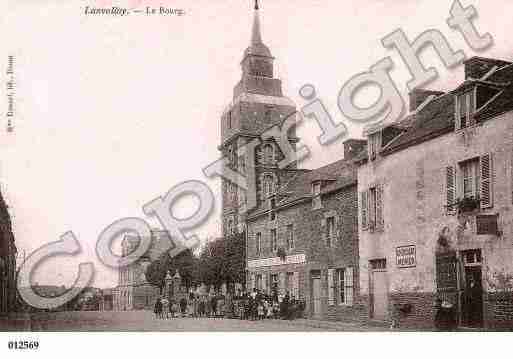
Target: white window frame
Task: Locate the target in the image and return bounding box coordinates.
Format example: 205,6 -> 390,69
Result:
337,267 -> 354,306
262,173 -> 276,199
460,158 -> 480,200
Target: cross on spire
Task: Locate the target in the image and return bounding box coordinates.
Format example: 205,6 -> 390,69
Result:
254,0 -> 259,11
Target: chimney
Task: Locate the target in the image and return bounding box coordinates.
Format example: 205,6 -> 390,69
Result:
344,139 -> 367,161
464,57 -> 511,80
408,89 -> 444,112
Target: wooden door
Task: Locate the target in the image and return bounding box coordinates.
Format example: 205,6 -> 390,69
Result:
311,271 -> 322,318
371,271 -> 388,320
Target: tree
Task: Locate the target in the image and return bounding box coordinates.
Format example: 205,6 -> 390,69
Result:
198,233 -> 245,291
145,249 -> 199,291
198,239 -> 225,290
145,259 -> 168,290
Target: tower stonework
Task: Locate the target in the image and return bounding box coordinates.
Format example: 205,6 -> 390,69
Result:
220,3 -> 299,237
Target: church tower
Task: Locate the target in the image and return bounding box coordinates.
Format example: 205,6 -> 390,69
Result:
220,1 -> 298,237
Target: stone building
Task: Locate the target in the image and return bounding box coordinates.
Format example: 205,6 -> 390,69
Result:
219,1 -> 298,239
357,56 -> 513,329
0,189 -> 16,314
113,230 -> 171,311
246,145 -> 365,321
219,2 -> 364,321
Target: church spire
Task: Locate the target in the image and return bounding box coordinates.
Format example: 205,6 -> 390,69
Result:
251,0 -> 262,45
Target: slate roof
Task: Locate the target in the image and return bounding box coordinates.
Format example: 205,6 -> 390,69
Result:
381,58 -> 513,156
247,158 -> 357,219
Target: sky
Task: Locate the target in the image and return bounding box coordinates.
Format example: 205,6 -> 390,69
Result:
1,0 -> 513,289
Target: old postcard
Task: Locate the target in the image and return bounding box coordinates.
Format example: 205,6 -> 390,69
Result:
1,0 -> 512,357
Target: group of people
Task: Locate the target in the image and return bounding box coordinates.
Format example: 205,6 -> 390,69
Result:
233,288 -> 303,321
153,288 -> 305,321
153,291 -> 230,319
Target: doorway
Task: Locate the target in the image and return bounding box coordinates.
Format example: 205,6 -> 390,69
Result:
370,259 -> 388,321
311,271 -> 322,318
461,250 -> 484,328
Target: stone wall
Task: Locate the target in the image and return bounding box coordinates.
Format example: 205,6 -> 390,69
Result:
247,182 -> 359,321
388,292 -> 436,329
358,110 -> 513,327
485,292 -> 513,330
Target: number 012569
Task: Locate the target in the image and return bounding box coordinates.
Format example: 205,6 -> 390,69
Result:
8,340 -> 39,350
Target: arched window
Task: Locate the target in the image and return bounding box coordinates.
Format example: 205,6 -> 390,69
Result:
262,173 -> 277,198
263,143 -> 274,165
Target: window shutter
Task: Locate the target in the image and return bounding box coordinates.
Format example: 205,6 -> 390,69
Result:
455,96 -> 461,130
293,272 -> 300,299
328,269 -> 335,305
344,267 -> 354,306
480,153 -> 493,209
376,184 -> 384,230
468,91 -> 476,127
446,166 -> 456,214
361,191 -> 368,230
336,215 -> 341,241
368,190 -> 376,231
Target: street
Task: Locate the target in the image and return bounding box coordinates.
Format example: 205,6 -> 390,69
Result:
1,311 -> 390,332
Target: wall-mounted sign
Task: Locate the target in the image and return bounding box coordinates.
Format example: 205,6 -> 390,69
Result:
248,254 -> 306,269
396,245 -> 416,268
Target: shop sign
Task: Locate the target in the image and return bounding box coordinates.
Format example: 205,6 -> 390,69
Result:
248,254 -> 306,269
396,245 -> 416,268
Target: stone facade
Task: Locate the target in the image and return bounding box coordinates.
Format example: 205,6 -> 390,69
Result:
357,57 -> 513,329
246,171 -> 363,321
113,230 -> 171,311
219,5 -> 362,322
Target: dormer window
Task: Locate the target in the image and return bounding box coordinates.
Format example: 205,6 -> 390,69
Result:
312,181 -> 322,210
368,131 -> 382,161
455,89 -> 476,130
